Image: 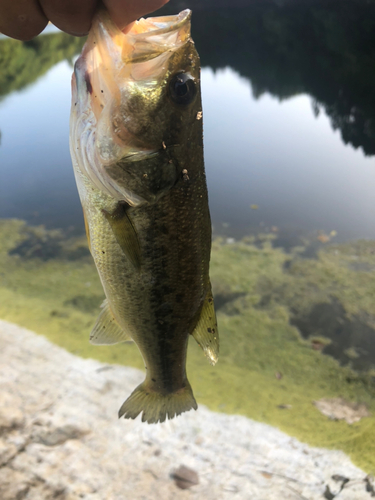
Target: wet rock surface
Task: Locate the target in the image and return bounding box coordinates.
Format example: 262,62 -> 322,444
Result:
0,319 -> 371,500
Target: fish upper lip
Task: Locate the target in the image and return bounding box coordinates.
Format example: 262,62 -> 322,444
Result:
128,9 -> 192,39
87,9 -> 193,66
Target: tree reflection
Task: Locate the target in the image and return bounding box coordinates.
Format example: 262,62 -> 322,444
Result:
2,2 -> 375,155
0,33 -> 84,99
158,0 -> 375,156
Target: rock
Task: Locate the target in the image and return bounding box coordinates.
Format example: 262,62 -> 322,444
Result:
0,468 -> 32,500
0,393 -> 24,434
314,398 -> 371,424
0,439 -> 18,466
31,420 -> 90,446
171,465 -> 199,489
0,319 -> 370,500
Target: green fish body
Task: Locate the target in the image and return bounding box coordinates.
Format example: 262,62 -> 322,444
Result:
70,10 -> 218,423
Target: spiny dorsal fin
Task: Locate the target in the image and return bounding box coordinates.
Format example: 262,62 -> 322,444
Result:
90,299 -> 133,345
192,283 -> 219,365
103,202 -> 141,271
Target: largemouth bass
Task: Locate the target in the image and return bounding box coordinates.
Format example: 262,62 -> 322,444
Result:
69,9 -> 218,423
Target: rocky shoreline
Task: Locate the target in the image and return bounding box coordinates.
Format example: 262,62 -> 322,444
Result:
0,319 -> 371,499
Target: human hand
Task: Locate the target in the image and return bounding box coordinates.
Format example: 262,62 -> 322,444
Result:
0,0 -> 169,41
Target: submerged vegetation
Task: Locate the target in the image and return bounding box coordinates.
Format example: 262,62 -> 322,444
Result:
1,219 -> 375,471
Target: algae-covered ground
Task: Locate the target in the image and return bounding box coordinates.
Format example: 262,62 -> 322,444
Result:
1,219 -> 375,472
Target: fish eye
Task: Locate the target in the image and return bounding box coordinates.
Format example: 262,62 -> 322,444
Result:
168,72 -> 196,105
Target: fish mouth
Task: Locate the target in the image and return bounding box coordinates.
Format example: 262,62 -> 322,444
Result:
79,9 -> 192,78
72,9 -> 192,116
129,9 -> 191,36
123,10 -> 192,63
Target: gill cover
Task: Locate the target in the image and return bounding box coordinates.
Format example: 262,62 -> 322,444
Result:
70,9 -> 195,207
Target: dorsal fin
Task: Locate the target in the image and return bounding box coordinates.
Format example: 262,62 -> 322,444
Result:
103,202 -> 141,271
191,282 -> 219,365
90,299 -> 133,345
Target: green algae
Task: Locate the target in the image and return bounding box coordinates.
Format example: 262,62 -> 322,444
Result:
1,219 -> 375,472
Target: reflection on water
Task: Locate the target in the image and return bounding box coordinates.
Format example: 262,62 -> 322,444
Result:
0,32 -> 84,98
1,0 -> 375,474
202,67 -> 375,242
162,0 -> 375,156
1,57 -> 375,242
0,60 -> 82,230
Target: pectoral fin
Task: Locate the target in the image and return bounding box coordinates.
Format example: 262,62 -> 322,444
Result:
90,299 -> 133,345
192,283 -> 219,365
82,206 -> 91,253
103,202 -> 141,271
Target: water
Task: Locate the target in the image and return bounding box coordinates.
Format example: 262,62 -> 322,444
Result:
1,0 -> 375,480
2,61 -> 375,242
202,67 -> 375,242
1,3 -> 375,243
0,60 -> 80,230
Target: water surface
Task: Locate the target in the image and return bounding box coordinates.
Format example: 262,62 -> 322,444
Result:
1,2 -> 375,244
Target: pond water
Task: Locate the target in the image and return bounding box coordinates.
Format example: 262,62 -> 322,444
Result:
1,0 -> 375,482
1,32 -> 375,243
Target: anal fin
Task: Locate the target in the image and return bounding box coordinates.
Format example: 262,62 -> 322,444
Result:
103,202 -> 141,271
192,282 -> 219,365
90,299 -> 133,345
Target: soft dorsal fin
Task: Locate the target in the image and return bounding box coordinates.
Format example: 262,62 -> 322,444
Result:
102,202 -> 141,271
191,283 -> 219,365
90,300 -> 133,345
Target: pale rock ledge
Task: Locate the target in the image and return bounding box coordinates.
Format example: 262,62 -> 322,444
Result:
0,319 -> 370,500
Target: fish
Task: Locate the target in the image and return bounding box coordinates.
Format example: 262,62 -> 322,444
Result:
69,9 -> 218,424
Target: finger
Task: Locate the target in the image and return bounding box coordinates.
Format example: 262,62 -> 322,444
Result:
38,0 -> 98,36
103,0 -> 169,31
0,0 -> 48,40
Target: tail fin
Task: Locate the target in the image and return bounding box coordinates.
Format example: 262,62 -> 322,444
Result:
118,380 -> 197,424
